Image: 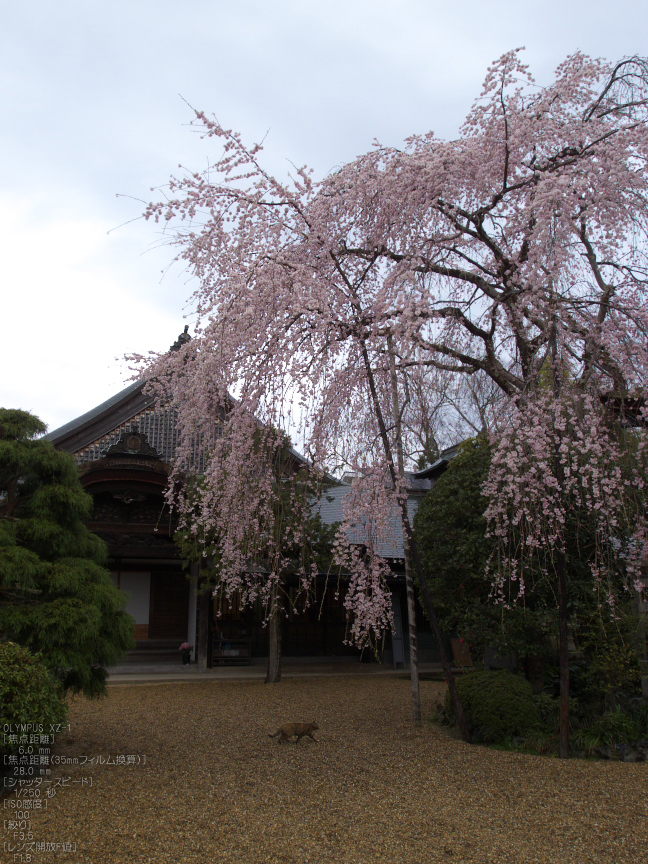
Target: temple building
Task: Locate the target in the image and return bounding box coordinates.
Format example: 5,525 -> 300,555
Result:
45,373 -> 199,660
45,330 -> 454,668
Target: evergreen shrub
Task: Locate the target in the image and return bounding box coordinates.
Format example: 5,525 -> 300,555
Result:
0,408 -> 135,697
0,641 -> 67,758
445,670 -> 538,742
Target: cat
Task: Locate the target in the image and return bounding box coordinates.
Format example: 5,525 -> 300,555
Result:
268,721 -> 319,744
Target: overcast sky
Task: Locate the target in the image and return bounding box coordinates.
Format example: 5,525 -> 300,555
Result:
2,0 -> 645,433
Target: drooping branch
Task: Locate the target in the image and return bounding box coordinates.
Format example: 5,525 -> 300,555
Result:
139,49 -> 648,740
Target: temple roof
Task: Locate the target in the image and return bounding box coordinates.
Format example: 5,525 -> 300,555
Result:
45,376 -> 308,472
412,443 -> 461,479
45,326 -> 195,458
44,380 -> 153,457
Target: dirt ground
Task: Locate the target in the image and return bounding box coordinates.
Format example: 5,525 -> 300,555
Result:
4,676 -> 646,864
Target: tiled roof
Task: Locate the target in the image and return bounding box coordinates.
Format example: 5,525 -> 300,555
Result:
412,443 -> 462,479
313,474 -> 430,561
44,380 -> 145,444
45,379 -> 309,473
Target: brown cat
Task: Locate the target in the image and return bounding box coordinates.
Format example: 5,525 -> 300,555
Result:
268,722 -> 319,744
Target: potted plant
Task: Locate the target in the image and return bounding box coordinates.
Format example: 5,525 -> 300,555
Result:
179,643 -> 193,665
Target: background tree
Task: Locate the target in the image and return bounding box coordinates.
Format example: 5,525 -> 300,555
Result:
414,438 -> 504,662
0,409 -> 134,697
416,437 -> 558,688
401,367 -> 503,469
415,435 -> 645,707
141,51 -> 648,744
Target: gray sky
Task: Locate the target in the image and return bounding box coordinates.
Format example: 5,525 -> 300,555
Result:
2,0 -> 644,432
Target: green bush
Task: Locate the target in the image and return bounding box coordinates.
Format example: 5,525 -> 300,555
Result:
445,670 -> 538,743
0,408 -> 135,698
573,705 -> 642,754
0,641 -> 68,758
532,691 -> 586,731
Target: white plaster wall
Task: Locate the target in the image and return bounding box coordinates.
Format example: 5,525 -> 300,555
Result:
112,571 -> 151,625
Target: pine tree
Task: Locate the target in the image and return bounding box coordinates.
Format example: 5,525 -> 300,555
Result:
0,409 -> 134,697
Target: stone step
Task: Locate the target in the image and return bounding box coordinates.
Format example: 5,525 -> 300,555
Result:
124,639 -> 191,664
133,639 -> 183,650
122,652 -> 185,664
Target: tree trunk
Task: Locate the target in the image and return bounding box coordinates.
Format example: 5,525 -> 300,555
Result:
266,581 -> 282,684
638,587 -> 648,699
404,551 -> 422,725
405,521 -> 470,742
364,340 -> 469,740
551,326 -> 570,758
525,654 -> 546,695
196,581 -> 211,674
388,335 -> 421,725
557,546 -> 570,758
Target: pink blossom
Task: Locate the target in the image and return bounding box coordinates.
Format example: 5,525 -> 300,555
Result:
135,50 -> 648,645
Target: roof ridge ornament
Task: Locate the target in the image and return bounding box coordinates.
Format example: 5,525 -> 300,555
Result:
170,325 -> 191,352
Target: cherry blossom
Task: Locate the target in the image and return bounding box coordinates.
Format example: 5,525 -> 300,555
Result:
139,51 -> 648,744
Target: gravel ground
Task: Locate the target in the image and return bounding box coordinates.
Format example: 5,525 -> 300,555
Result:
5,676 -> 647,864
